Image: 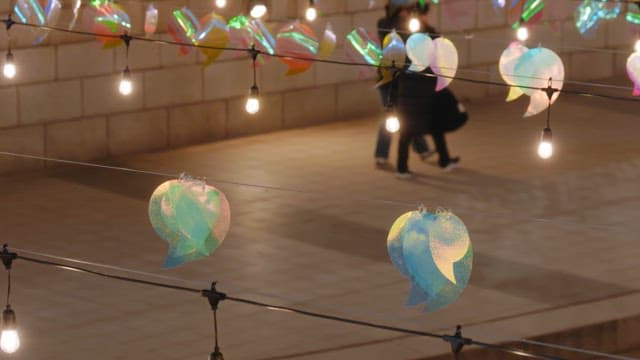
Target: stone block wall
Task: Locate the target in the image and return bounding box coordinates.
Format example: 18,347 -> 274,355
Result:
0,0 -> 634,173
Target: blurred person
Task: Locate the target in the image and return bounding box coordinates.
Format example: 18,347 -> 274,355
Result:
374,0 -> 434,168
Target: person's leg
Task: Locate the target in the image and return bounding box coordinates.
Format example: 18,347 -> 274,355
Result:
374,84 -> 392,161
411,136 -> 430,154
397,130 -> 412,174
432,131 -> 459,169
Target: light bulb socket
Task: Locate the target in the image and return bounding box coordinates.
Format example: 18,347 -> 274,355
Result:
250,85 -> 259,97
5,52 -> 13,63
541,127 -> 552,142
2,306 -> 16,330
210,346 -> 224,360
122,67 -> 131,79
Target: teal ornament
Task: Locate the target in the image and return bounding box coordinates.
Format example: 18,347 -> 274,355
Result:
149,179 -> 231,268
387,209 -> 472,312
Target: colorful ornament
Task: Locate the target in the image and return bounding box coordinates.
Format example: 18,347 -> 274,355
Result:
499,43 -> 564,117
149,178 -> 231,268
512,0 -> 544,29
626,52 -> 640,96
574,0 -> 621,34
197,12 -> 229,66
345,27 -> 381,78
431,37 -> 458,91
406,32 -> 433,73
168,7 -> 199,55
84,0 -> 131,48
13,0 -> 61,44
318,22 -> 337,60
144,3 -> 158,36
387,208 -> 472,312
275,21 -> 319,75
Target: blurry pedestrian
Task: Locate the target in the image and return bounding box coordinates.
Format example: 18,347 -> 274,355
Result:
374,0 -> 434,168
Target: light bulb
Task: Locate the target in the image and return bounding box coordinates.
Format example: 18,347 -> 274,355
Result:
305,6 -> 317,22
118,68 -> 133,96
0,330 -> 19,354
537,128 -> 553,159
1,306 -> 19,354
635,39 -> 640,53
215,0 -> 227,8
245,86 -> 260,114
385,112 -> 400,133
516,26 -> 529,42
3,52 -> 16,79
250,3 -> 267,18
408,16 -> 420,33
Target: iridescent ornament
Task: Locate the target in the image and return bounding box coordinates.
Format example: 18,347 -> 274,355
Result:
149,179 -> 231,268
144,3 -> 158,36
345,27 -> 382,78
197,12 -> 229,66
626,52 -> 640,96
275,21 -> 319,75
387,208 -> 472,312
13,0 -> 61,44
513,47 -> 564,117
318,22 -> 337,60
431,37 -> 458,91
85,0 -> 131,48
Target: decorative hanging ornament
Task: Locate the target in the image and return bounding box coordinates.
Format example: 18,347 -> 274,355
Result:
168,7 -> 199,55
574,0 -> 621,35
197,12 -> 230,66
406,33 -> 433,73
512,0 -> 544,29
318,22 -> 337,60
345,27 -> 382,78
13,0 -> 62,44
275,21 -> 319,75
499,43 -> 564,117
84,0 -> 131,48
227,15 -> 275,61
627,2 -> 640,24
149,178 -> 231,268
144,3 -> 158,36
431,37 -> 459,91
626,51 -> 640,96
387,208 -> 472,312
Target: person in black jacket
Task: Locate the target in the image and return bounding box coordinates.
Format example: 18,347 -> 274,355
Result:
374,1 -> 434,168
395,2 -> 460,178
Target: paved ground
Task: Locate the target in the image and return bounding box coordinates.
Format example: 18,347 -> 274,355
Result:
1,89 -> 640,359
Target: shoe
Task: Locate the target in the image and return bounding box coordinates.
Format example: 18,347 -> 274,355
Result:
396,171 -> 412,179
419,150 -> 437,162
375,157 -> 388,165
440,157 -> 460,172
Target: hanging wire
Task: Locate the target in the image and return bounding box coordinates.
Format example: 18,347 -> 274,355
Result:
4,19 -> 640,103
11,249 -> 566,360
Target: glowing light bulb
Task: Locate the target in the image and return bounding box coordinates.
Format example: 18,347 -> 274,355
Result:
0,330 -> 19,354
3,52 -> 16,79
516,26 -> 529,42
537,128 -> 553,159
305,6 -> 317,22
1,306 -> 19,354
250,3 -> 267,18
385,112 -> 400,133
119,68 -> 133,96
215,0 -> 227,8
245,86 -> 260,114
635,39 -> 640,53
408,16 -> 420,33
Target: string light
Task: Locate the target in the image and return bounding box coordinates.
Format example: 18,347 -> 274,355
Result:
119,67 -> 133,96
249,1 -> 267,19
385,106 -> 400,133
538,79 -> 557,160
118,34 -> 133,96
537,127 -> 553,159
3,51 -> 16,79
214,0 -> 227,9
245,46 -> 260,115
2,15 -> 15,80
408,12 -> 421,33
516,25 -> 529,42
305,0 -> 318,22
0,245 -> 19,355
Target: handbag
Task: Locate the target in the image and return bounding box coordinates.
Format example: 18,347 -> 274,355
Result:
431,88 -> 468,133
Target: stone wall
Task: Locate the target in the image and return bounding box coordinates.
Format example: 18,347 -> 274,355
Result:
0,0 -> 633,173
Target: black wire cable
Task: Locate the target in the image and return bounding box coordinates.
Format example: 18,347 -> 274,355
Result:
5,19 -> 640,104
14,252 -> 566,360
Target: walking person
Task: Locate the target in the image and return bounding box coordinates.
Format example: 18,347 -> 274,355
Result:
395,2 -> 460,178
374,0 -> 434,167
